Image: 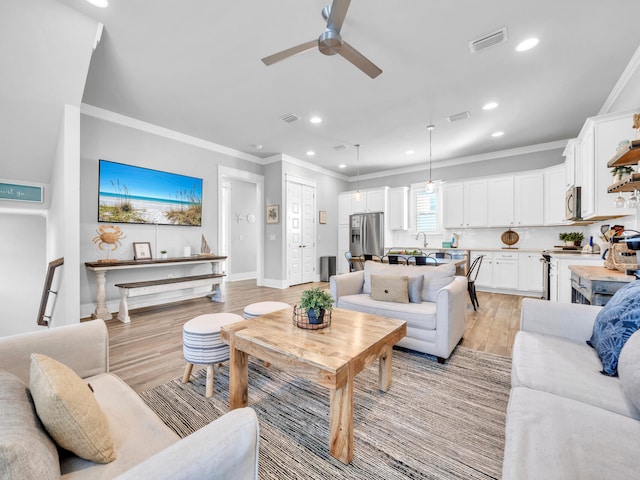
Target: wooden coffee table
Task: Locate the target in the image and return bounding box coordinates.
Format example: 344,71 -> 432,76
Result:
220,307 -> 406,464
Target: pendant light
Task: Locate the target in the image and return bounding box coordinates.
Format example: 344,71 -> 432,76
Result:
353,144 -> 362,201
425,124 -> 436,194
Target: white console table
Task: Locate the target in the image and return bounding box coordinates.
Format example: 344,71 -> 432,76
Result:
85,256 -> 227,321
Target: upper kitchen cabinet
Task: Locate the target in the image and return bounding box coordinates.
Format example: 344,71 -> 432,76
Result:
488,172 -> 544,227
388,187 -> 409,230
563,139 -> 579,188
443,180 -> 488,229
351,187 -> 388,214
544,164 -> 569,225
577,112 -> 636,220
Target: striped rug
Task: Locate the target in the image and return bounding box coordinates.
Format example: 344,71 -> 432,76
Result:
140,346 -> 511,479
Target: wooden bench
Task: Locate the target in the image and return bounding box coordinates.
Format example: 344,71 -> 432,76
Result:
114,273 -> 225,323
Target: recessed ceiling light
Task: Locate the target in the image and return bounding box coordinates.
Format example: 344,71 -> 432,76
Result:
86,0 -> 108,7
310,116 -> 322,124
405,150 -> 415,155
306,150 -> 315,156
483,102 -> 498,110
338,164 -> 346,169
516,38 -> 539,52
492,131 -> 505,137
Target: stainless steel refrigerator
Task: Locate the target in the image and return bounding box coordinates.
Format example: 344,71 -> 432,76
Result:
349,212 -> 384,256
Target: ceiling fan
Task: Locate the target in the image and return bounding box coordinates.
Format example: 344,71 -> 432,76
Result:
261,0 -> 383,79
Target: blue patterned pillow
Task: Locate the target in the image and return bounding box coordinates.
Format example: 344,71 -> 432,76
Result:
587,281 -> 640,376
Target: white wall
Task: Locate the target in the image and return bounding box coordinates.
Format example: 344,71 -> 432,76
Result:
0,213 -> 47,336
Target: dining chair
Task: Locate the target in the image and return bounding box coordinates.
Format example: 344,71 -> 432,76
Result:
428,252 -> 453,259
411,256 -> 438,266
363,254 -> 384,262
385,255 -> 406,265
466,255 -> 484,311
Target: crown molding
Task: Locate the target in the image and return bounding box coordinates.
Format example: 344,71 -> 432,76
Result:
264,154 -> 350,181
80,104 -> 262,163
599,45 -> 640,115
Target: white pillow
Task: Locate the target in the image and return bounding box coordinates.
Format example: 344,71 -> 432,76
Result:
421,263 -> 455,302
618,329 -> 640,412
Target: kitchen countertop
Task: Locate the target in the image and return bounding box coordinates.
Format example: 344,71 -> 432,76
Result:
548,252 -> 603,260
568,265 -> 635,282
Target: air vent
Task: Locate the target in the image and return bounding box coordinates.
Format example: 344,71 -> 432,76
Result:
280,113 -> 301,123
469,27 -> 508,54
333,144 -> 349,151
447,111 -> 471,123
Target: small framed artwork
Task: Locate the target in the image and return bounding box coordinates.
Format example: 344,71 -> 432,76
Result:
319,210 -> 327,224
133,242 -> 152,260
266,205 -> 279,224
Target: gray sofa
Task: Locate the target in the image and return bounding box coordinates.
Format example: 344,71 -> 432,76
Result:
0,320 -> 259,480
330,261 -> 467,362
503,298 -> 640,479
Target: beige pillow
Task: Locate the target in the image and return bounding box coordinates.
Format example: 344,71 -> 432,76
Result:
422,264 -> 455,302
371,275 -> 409,303
29,354 -> 116,464
618,330 -> 640,412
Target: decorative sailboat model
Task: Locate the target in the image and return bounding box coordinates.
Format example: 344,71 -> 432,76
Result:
200,234 -> 214,256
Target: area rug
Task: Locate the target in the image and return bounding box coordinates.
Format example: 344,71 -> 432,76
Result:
140,346 -> 511,479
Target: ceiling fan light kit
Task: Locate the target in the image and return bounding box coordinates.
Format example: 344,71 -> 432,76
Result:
262,0 -> 383,78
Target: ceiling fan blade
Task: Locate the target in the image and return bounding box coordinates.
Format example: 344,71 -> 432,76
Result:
339,41 -> 383,78
261,40 -> 317,66
326,0 -> 351,33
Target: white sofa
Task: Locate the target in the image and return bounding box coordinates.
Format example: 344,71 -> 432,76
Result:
503,298 -> 640,480
330,261 -> 467,362
0,320 -> 259,480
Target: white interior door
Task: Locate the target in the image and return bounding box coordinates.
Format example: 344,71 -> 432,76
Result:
286,178 -> 316,286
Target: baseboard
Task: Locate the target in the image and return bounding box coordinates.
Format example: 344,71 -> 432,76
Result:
226,271 -> 257,282
261,278 -> 289,289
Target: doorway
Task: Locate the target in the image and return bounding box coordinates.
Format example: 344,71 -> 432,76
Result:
286,175 -> 316,286
218,166 -> 264,285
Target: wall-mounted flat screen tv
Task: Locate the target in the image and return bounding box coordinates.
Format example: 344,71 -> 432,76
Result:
98,159 -> 203,226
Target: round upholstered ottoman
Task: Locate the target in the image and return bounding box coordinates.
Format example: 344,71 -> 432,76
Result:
182,312 -> 243,397
243,301 -> 290,319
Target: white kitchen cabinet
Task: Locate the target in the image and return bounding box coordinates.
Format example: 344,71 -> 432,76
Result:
465,179 -> 488,227
488,173 -> 543,227
494,251 -> 519,289
443,182 -> 464,229
544,164 -> 568,225
514,172 -> 544,226
488,177 -> 514,227
443,180 -> 488,229
577,112 -> 635,220
518,252 -> 543,293
549,257 -> 559,302
563,139 -> 578,188
349,187 -> 388,214
552,254 -> 603,303
470,251 -> 493,288
388,187 -> 409,230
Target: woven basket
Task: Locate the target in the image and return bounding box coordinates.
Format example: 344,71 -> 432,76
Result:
604,243 -> 638,272
292,306 -> 331,330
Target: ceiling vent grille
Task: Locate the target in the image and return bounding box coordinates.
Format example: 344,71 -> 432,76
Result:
280,113 -> 301,123
333,144 -> 349,151
447,111 -> 471,123
469,27 -> 508,54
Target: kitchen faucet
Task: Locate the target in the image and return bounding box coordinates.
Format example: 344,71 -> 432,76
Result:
416,231 -> 428,248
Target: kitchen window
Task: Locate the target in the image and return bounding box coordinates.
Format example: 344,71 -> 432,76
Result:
412,183 -> 442,234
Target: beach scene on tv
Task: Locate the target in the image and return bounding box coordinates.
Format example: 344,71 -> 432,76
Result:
98,160 -> 202,226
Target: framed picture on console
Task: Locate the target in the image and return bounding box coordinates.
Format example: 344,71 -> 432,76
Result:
133,242 -> 152,260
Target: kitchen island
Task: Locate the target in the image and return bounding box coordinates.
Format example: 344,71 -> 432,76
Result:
569,265 -> 634,306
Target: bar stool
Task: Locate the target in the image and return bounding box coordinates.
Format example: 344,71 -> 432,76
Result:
182,312 -> 243,397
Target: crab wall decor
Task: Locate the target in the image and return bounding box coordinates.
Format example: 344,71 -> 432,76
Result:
92,225 -> 126,262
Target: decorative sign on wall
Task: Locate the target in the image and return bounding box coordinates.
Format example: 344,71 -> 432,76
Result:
0,182 -> 43,203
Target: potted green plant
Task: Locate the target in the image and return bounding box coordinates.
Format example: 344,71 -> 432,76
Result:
611,165 -> 634,181
559,233 -> 567,245
299,287 -> 334,324
160,250 -> 168,259
566,232 -> 584,247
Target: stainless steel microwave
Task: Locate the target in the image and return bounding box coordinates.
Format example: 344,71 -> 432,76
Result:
565,186 -> 581,221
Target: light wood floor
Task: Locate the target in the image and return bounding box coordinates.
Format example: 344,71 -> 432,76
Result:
100,280 -> 522,393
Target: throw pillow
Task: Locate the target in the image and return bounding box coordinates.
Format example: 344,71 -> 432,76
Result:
587,281 -> 640,376
370,275 -> 409,303
619,329 -> 640,412
422,263 -> 456,302
29,353 -> 116,464
0,370 -> 60,480
408,275 -> 424,303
